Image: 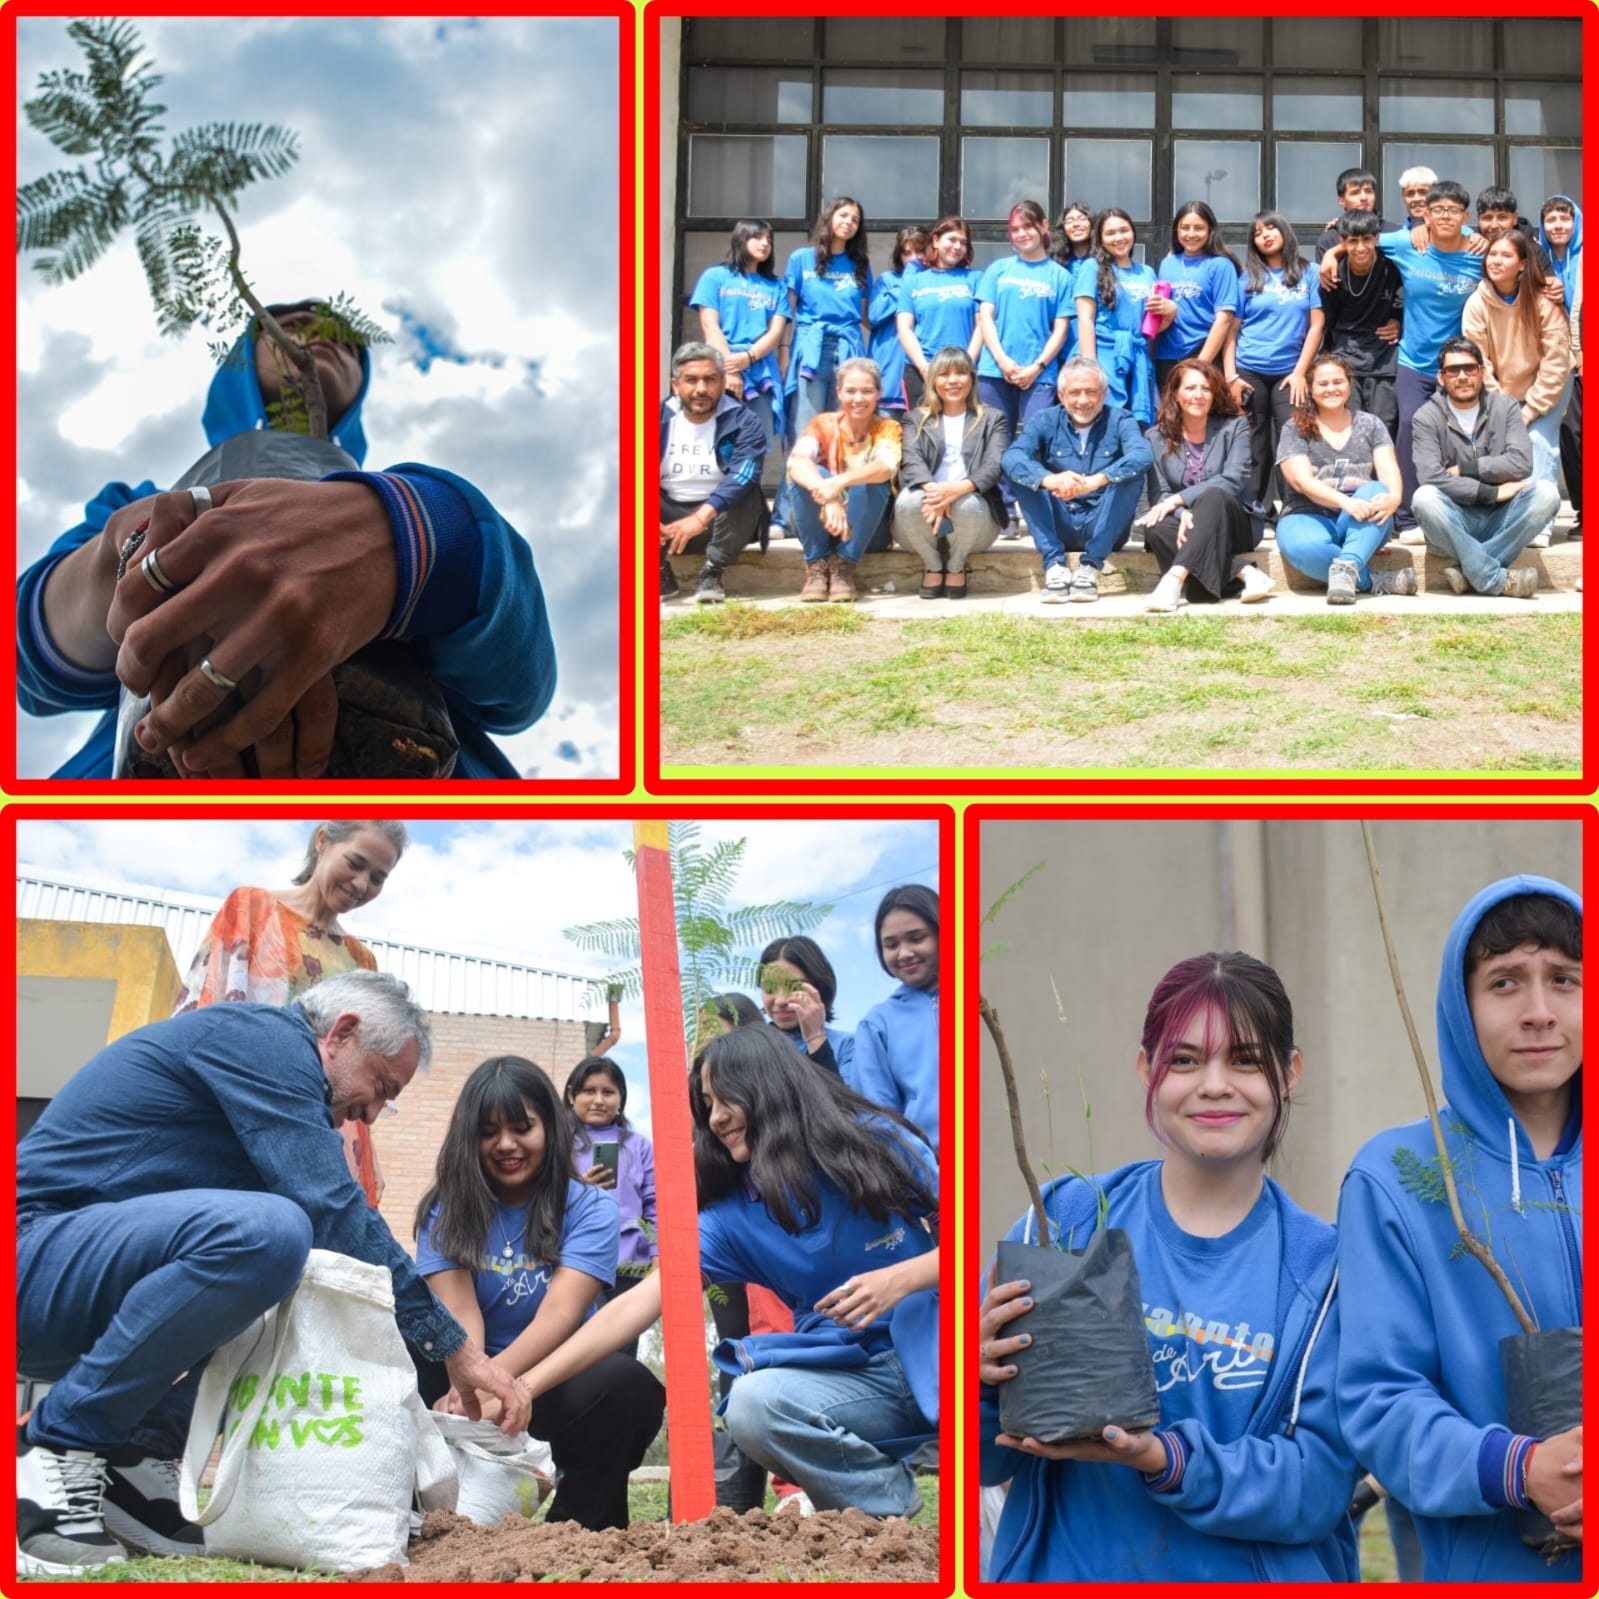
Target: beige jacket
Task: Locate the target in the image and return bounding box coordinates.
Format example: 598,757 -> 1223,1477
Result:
1462,285 -> 1572,418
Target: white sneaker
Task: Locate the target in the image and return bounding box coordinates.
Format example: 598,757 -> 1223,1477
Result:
774,1490 -> 817,1518
1529,529 -> 1552,548
1441,565 -> 1468,595
102,1456 -> 204,1557
1500,567 -> 1540,599
1068,564 -> 1100,603
1238,564 -> 1276,603
1326,558 -> 1359,605
1397,527 -> 1427,546
1041,563 -> 1072,603
16,1430 -> 126,1576
1146,571 -> 1185,613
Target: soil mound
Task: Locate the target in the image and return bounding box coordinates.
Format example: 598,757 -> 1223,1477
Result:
352,1505 -> 939,1583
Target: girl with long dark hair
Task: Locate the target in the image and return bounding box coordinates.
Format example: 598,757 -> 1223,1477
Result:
869,225 -> 929,414
1147,200 -> 1243,390
414,1055 -> 664,1529
896,216 -> 984,410
783,196 -> 873,436
1076,208 -> 1160,426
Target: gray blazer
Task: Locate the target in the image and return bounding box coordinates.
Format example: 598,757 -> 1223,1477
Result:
1143,414 -> 1254,507
898,403 -> 1011,526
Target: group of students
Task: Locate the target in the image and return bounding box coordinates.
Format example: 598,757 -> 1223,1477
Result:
675,171 -> 1581,607
979,875 -> 1582,1585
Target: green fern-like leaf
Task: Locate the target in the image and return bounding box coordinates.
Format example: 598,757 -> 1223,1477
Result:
1392,1144 -> 1454,1206
982,862 -> 1046,927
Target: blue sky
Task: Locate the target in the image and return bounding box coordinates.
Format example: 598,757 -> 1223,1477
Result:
15,817 -> 943,1137
16,16 -> 619,779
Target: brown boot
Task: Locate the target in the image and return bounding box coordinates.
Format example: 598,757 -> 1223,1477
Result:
800,559 -> 830,602
829,559 -> 858,602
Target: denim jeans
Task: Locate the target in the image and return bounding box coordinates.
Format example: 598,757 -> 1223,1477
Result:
1393,365 -> 1439,527
18,1191 -> 312,1458
790,469 -> 893,563
1527,375 -> 1574,539
1275,480 -> 1394,591
977,375 -> 1058,519
1411,480 -> 1561,593
722,1348 -> 933,1518
1008,473 -> 1143,573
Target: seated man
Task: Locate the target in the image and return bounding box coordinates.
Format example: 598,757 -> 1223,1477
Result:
16,969 -> 528,1574
1313,166 -> 1401,258
1410,336 -> 1558,597
786,356 -> 900,604
1001,355 -> 1152,604
1337,878 -> 1582,1583
1320,212 -> 1405,435
17,299 -> 555,779
658,341 -> 768,605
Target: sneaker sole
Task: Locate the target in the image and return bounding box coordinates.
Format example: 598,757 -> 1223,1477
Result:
1067,592 -> 1099,603
1040,591 -> 1071,604
102,1498 -> 205,1558
1326,592 -> 1356,605
694,594 -> 725,605
17,1540 -> 127,1577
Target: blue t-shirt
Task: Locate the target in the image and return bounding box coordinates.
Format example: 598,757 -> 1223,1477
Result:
1078,259 -> 1159,338
689,265 -> 787,398
898,266 -> 982,361
1378,233 -> 1483,373
1154,253 -> 1243,361
785,247 -> 869,335
975,255 -> 1076,382
1234,266 -> 1322,375
415,1178 -> 618,1358
868,269 -> 911,409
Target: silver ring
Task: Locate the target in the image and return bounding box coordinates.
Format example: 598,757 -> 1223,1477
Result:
188,485 -> 213,514
140,549 -> 178,595
116,526 -> 147,581
198,658 -> 239,693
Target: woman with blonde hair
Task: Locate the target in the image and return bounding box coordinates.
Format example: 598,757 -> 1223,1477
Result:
892,346 -> 1010,598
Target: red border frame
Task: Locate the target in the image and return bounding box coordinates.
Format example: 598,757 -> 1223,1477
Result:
962,801 -> 1594,1597
644,0 -> 1592,796
6,1 -> 637,795
4,801 -> 956,1596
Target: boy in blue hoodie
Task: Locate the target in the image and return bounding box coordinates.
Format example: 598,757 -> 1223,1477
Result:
1337,876 -> 1583,1582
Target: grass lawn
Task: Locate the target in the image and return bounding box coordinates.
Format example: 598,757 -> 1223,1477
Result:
660,608 -> 1582,774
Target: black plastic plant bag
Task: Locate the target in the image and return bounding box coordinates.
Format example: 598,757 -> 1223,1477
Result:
1500,1326 -> 1583,1554
997,1226 -> 1160,1444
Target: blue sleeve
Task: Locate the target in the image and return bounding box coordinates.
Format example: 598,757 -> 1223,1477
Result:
1378,230 -> 1411,259
896,277 -> 917,317
834,1027 -> 855,1077
868,273 -> 900,330
688,265 -> 724,313
561,1181 -> 620,1288
697,1203 -> 745,1285
704,402 -> 769,516
1053,264 -> 1075,321
1001,411 -> 1051,491
785,250 -> 807,301
414,1204 -> 451,1276
845,1004 -> 905,1119
1071,258 -> 1098,300
1304,272 -> 1322,313
976,261 -> 1001,306
1213,260 -> 1242,315
1106,411 -> 1154,483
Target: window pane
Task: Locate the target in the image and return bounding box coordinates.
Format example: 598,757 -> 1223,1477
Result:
970,238 -> 1014,272
1505,83 -> 1583,139
1064,18 -> 1156,67
686,67 -> 812,125
1276,143 -> 1362,228
688,135 -> 807,219
1377,19 -> 1492,74
961,137 -> 1050,220
820,135 -> 939,221
1379,79 -> 1495,136
685,18 -> 814,60
1382,143 -> 1494,210
1173,75 -> 1263,132
1063,138 -> 1152,219
962,70 -> 1053,128
1509,148 -> 1583,216
823,69 -> 942,125
1063,73 -> 1155,129
1273,78 -> 1363,133
1173,141 -> 1261,225
962,17 -> 1054,63
824,18 -> 944,62
1270,18 -> 1363,70
1502,19 -> 1583,75
1172,17 -> 1263,69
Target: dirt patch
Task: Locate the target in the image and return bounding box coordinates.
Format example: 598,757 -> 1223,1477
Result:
353,1506 -> 939,1583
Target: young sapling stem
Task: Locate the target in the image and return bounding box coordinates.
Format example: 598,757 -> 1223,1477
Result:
978,995 -> 1050,1245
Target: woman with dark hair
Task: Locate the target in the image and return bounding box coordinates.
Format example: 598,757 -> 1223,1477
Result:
758,933 -> 854,1073
783,196 -> 873,438
1275,352 -> 1413,603
1137,360 -> 1273,612
979,953 -> 1357,1583
414,1055 -> 664,1529
1050,201 -> 1098,360
704,990 -> 764,1033
515,1025 -> 941,1519
897,216 -> 984,410
1076,208 -> 1160,426
1147,200 -> 1243,390
1224,213 -> 1325,511
869,225 -> 929,415
848,885 -> 941,1151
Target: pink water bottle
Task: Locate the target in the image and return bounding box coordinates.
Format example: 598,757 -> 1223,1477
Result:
1142,280 -> 1172,339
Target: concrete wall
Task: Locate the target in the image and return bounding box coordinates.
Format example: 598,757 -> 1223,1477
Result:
977,818 -> 1582,1246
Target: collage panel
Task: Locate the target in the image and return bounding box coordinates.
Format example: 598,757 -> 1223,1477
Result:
648,7 -> 1587,790
12,8 -> 633,793
968,807 -> 1588,1590
10,806 -> 953,1588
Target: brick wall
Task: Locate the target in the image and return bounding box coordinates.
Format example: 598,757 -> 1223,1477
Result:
374,1012 -> 594,1254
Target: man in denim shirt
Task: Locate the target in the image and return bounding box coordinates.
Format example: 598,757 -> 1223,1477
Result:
16,970 -> 528,1575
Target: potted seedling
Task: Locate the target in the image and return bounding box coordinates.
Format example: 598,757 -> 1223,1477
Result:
980,869 -> 1159,1444
1361,825 -> 1580,1557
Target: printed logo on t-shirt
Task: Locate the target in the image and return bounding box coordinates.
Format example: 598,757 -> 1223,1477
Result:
994,270 -> 1058,301
720,279 -> 782,312
1170,279 -> 1207,301
1144,1300 -> 1275,1393
913,279 -> 976,305
492,1254 -> 553,1307
865,1224 -> 908,1253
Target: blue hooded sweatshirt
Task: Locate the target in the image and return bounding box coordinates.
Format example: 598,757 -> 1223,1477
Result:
1535,196 -> 1584,311
847,983 -> 940,1152
1336,874 -> 1583,1583
981,1164 -> 1358,1583
18,320 -> 554,778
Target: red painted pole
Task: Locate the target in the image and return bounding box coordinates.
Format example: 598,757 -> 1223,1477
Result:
633,821 -> 716,1522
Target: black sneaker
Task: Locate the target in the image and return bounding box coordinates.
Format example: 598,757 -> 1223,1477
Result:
695,564 -> 726,604
103,1455 -> 205,1557
16,1427 -> 126,1575
660,559 -> 680,600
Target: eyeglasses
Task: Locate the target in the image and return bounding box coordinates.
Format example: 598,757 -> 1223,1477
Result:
1428,205 -> 1468,219
379,1100 -> 399,1119
1441,363 -> 1481,377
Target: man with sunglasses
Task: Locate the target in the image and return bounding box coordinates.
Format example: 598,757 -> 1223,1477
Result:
1409,337 -> 1557,597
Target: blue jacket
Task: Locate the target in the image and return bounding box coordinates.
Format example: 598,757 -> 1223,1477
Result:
1535,196 -> 1583,309
16,1002 -> 463,1356
982,1164 -> 1358,1583
17,324 -> 554,778
1001,403 -> 1155,508
657,392 -> 769,537
777,1018 -> 854,1077
1336,874 -> 1583,1583
847,984 -> 940,1152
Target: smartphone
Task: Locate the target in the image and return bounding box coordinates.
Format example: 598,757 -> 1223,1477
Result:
594,1141 -> 620,1175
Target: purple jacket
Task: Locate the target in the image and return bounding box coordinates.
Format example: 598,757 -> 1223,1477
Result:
571,1128 -> 657,1272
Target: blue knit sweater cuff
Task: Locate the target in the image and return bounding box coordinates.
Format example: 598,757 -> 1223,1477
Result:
1143,1429 -> 1186,1493
1478,1426 -> 1538,1510
22,553 -> 122,701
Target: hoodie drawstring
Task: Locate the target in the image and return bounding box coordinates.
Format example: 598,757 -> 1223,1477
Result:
1286,1267 -> 1337,1439
1508,1119 -> 1522,1214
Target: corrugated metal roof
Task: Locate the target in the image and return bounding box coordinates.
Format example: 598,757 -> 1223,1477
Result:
16,868 -> 599,1021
